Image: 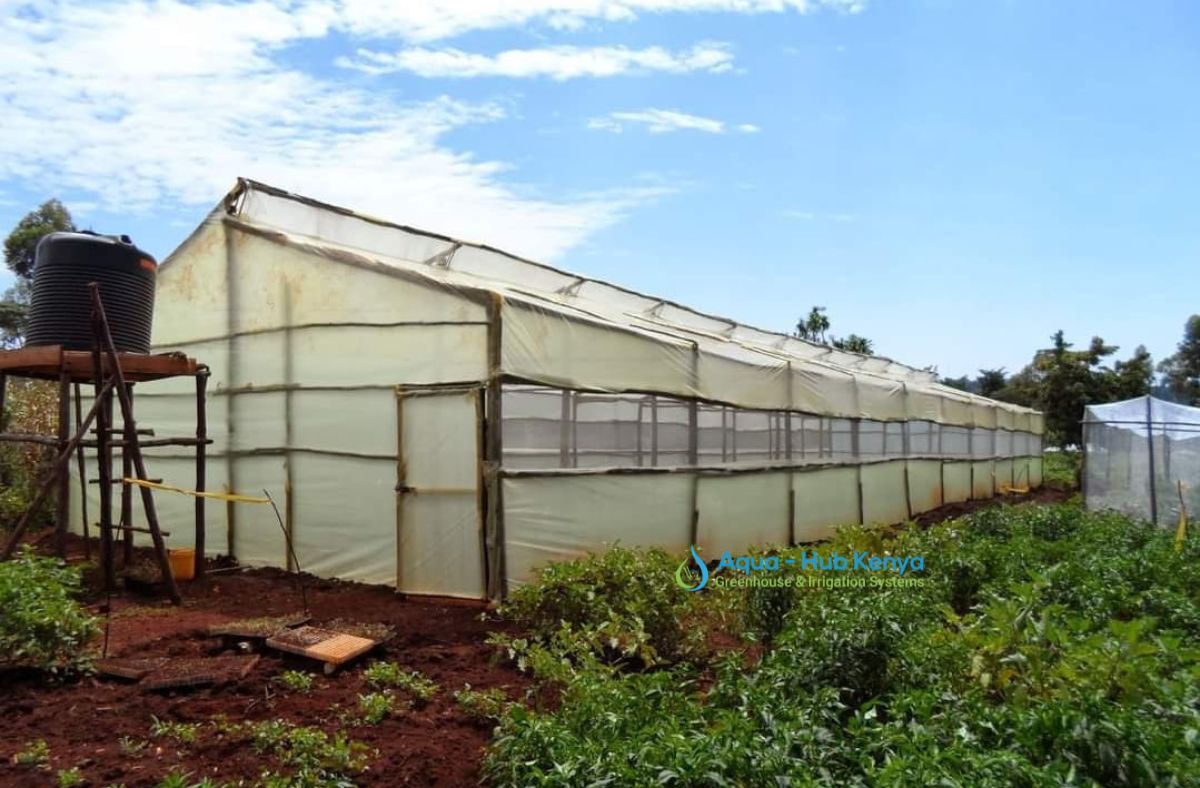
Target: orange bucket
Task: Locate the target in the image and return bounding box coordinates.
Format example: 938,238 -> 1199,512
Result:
168,548 -> 196,582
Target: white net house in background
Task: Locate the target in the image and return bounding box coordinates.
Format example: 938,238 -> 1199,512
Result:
71,179 -> 1045,600
1084,396 -> 1200,527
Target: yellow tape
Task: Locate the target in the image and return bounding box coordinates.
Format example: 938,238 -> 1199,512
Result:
120,477 -> 270,504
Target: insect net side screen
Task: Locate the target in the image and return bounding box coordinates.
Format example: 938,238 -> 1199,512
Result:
1084,396 -> 1200,527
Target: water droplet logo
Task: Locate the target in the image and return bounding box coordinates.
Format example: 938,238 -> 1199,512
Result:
674,545 -> 709,592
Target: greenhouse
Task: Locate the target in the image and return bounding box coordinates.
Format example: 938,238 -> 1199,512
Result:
1084,395 -> 1200,528
72,179 -> 1045,600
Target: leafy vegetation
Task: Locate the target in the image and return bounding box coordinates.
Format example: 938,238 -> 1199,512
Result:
362,661 -> 438,703
276,670 -> 314,694
1041,449 -> 1081,489
491,545 -> 702,678
351,691 -> 395,725
56,766 -> 85,787
1160,315 -> 1200,405
0,378 -> 58,531
454,686 -> 513,722
13,738 -> 50,766
484,503 -> 1200,787
794,305 -> 873,354
243,719 -> 371,786
0,548 -> 98,672
2,198 -> 75,347
150,717 -> 200,746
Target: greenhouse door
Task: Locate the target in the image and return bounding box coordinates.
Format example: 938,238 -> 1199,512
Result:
395,387 -> 485,598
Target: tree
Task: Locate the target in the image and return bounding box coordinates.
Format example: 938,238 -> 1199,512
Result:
1111,344 -> 1154,400
794,306 -> 830,344
2,199 -> 75,346
940,375 -> 972,392
832,334 -> 873,355
997,330 -> 1158,448
1159,315 -> 1200,405
793,305 -> 874,355
976,368 -> 1007,398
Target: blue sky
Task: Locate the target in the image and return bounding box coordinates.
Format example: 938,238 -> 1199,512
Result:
2,0 -> 1197,377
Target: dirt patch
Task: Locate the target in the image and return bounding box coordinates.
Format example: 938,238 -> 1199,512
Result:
0,567 -> 526,787
911,486 -> 1074,528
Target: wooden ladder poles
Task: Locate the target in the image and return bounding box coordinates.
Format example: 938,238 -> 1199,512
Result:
0,285 -> 182,604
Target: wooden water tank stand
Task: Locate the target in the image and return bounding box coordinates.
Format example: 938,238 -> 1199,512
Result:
0,292 -> 212,603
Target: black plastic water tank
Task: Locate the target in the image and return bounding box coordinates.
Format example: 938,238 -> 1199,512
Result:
26,232 -> 157,353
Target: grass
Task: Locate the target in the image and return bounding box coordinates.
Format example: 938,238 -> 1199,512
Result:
483,502 -> 1200,787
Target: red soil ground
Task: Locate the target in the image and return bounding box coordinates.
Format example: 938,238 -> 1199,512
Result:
0,566 -> 528,787
0,486 -> 1072,787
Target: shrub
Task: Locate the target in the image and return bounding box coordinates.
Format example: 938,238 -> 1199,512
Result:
0,379 -> 57,532
498,545 -> 701,671
0,548 -> 98,672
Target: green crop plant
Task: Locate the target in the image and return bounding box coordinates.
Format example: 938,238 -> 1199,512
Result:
275,670 -> 314,694
484,503 -> 1200,787
13,738 -> 50,766
363,661 -> 438,703
0,549 -> 98,672
454,685 -> 513,722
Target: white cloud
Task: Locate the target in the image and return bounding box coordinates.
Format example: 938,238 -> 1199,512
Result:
0,0 -> 863,257
339,43 -> 734,79
589,109 -> 759,134
330,0 -> 866,42
0,0 -> 657,259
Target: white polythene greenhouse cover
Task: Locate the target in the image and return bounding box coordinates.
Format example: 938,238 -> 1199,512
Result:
211,179 -> 1041,430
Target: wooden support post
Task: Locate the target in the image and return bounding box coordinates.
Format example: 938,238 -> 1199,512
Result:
687,344 -> 700,546
650,395 -> 659,467
903,461 -> 913,521
559,389 -> 571,468
55,371 -> 71,558
91,343 -> 115,591
194,369 -> 208,578
120,383 -> 134,566
72,383 -> 91,560
483,293 -> 506,600
90,285 -> 181,604
395,389 -> 406,591
283,288 -> 295,573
